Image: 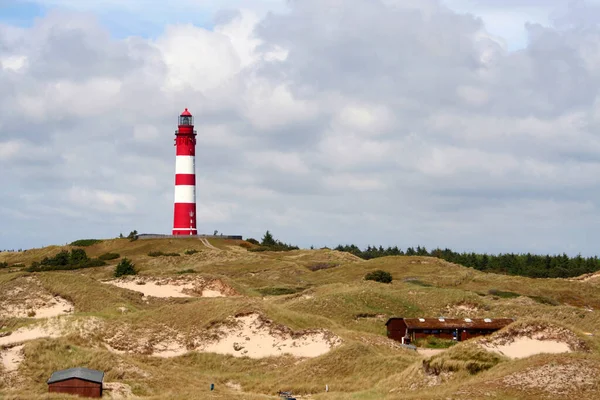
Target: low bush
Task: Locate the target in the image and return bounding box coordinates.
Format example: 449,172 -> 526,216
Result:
528,295 -> 560,306
488,289 -> 520,298
176,269 -> 197,274
148,251 -> 180,257
25,249 -> 106,272
114,258 -> 137,277
245,238 -> 259,245
70,239 -> 103,247
257,287 -> 305,296
238,241 -> 254,249
99,253 -> 120,261
184,249 -> 199,255
307,262 -> 339,272
365,270 -> 393,283
415,336 -> 457,349
0,261 -> 8,269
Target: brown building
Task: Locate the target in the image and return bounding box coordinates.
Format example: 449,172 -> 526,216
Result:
47,367 -> 104,398
386,317 -> 514,344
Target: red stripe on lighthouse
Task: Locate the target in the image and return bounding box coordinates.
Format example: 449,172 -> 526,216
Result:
175,174 -> 196,185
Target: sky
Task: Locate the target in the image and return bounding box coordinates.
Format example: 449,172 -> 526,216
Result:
1,0 -> 600,255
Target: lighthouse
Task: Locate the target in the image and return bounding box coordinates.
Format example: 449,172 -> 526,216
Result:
172,108 -> 197,235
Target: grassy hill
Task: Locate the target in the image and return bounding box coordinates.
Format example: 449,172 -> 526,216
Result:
1,238 -> 600,399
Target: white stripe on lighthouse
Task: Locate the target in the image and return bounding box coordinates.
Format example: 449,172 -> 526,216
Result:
175,156 -> 195,174
174,185 -> 196,203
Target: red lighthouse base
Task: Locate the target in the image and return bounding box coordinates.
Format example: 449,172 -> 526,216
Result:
172,203 -> 197,236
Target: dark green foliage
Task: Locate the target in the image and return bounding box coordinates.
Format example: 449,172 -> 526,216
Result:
248,231 -> 299,252
148,251 -> 180,257
176,269 -> 197,274
114,258 -> 137,277
404,278 -> 433,287
307,263 -> 339,272
335,244 -> 600,279
415,336 -> 457,349
184,249 -> 199,255
127,230 -> 139,241
0,261 -> 8,268
70,239 -> 103,246
98,253 -> 120,261
528,295 -> 560,306
245,238 -> 259,245
364,270 -> 393,283
488,289 -> 520,298
257,287 -> 305,296
25,249 -> 106,272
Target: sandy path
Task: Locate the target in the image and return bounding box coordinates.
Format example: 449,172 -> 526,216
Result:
484,338 -> 571,359
1,345 -> 24,372
200,238 -> 220,251
417,348 -> 447,358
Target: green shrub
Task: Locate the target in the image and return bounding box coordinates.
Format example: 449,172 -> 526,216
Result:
70,239 -> 103,247
488,289 -> 520,298
0,261 -> 8,269
415,336 -> 458,349
176,269 -> 196,274
257,287 -> 305,296
148,251 -> 180,257
365,270 -> 393,283
184,249 -> 199,255
245,238 -> 259,245
99,253 -> 120,261
529,295 -> 560,306
307,263 -> 339,271
114,258 -> 137,277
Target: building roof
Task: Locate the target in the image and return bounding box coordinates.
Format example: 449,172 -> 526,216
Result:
47,368 -> 104,385
180,108 -> 192,116
385,317 -> 515,330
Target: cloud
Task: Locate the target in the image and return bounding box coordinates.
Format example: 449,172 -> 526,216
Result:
2,0 -> 600,255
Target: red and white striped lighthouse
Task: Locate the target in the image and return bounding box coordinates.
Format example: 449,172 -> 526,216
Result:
172,108 -> 197,235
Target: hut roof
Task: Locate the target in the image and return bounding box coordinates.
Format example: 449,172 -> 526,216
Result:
385,317 -> 514,330
47,368 -> 104,385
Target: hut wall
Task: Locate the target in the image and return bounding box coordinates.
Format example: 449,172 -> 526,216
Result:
48,378 -> 102,398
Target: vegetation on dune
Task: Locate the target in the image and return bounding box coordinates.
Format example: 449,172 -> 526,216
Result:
148,251 -> 180,257
364,270 -> 393,284
114,258 -> 137,277
184,249 -> 199,255
335,244 -> 600,278
248,230 -> 300,252
70,239 -> 103,246
423,343 -> 507,375
98,252 -> 120,261
414,336 -> 457,349
0,261 -> 7,268
25,249 -> 106,272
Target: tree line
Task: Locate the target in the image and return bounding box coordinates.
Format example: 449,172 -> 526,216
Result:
333,244 -> 600,278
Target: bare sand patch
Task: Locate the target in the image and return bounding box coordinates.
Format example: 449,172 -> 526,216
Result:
198,313 -> 342,358
103,276 -> 237,299
0,316 -> 103,347
417,348 -> 447,358
1,344 -> 24,372
479,320 -> 588,359
0,277 -> 73,319
104,313 -> 341,359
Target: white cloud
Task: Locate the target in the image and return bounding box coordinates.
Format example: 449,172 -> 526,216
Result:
3,0 -> 600,256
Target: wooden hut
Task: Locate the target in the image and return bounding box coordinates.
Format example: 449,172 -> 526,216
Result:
386,317 -> 514,344
47,367 -> 104,398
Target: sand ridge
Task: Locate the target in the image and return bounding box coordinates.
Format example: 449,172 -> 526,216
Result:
0,277 -> 73,319
103,313 -> 342,359
103,276 -> 237,298
479,321 -> 588,359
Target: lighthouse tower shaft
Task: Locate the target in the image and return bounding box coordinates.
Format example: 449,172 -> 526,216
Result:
172,108 -> 197,235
